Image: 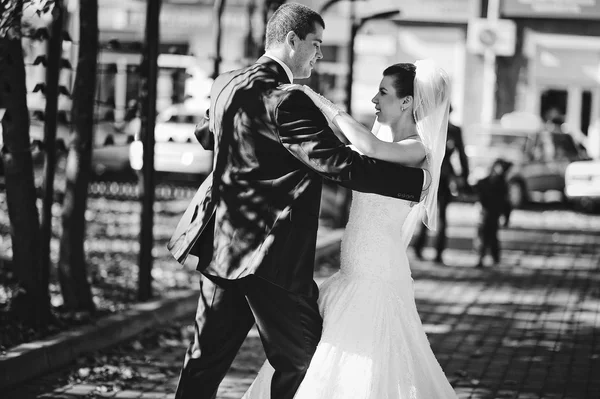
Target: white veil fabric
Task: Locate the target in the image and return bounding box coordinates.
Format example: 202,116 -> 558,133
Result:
372,59 -> 451,248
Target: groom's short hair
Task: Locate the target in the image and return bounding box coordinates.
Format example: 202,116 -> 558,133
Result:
265,3 -> 325,50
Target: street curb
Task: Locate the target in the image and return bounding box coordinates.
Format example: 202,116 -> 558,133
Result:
0,289 -> 199,390
448,223 -> 600,237
423,225 -> 600,254
0,230 -> 346,390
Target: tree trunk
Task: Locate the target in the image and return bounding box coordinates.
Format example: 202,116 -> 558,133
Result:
57,0 -> 96,312
211,0 -> 225,79
137,0 -> 161,301
40,0 -> 64,299
257,0 -> 285,54
243,0 -> 257,64
0,6 -> 49,326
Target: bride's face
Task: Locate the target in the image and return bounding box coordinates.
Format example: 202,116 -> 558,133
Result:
371,76 -> 405,126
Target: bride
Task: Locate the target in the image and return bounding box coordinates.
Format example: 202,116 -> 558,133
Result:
242,60 -> 458,399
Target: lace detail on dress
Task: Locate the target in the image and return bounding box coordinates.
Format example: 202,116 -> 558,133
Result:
340,191 -> 413,283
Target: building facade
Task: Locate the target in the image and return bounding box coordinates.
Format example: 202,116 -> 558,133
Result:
23,0 -> 600,157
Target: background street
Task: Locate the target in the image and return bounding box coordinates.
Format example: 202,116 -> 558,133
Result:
4,202 -> 600,399
2,1 -> 600,398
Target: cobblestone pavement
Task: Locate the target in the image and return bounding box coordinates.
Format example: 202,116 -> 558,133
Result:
447,202 -> 600,233
5,226 -> 600,399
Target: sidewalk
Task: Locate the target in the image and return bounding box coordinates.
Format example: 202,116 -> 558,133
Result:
447,202 -> 600,234
0,228 -> 343,391
5,242 -> 599,399
414,202 -> 600,255
3,205 -> 600,398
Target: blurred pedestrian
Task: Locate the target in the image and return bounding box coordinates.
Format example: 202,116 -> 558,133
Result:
413,104 -> 469,264
473,159 -> 512,267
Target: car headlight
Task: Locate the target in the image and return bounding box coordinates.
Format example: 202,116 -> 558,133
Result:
181,152 -> 194,166
129,141 -> 144,171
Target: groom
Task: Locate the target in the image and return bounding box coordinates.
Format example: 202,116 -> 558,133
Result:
168,3 -> 425,399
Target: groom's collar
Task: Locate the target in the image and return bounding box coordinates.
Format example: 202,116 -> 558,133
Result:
259,54 -> 293,84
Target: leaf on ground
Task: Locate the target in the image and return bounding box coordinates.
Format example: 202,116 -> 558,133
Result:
77,367 -> 90,378
455,369 -> 468,378
131,340 -> 144,351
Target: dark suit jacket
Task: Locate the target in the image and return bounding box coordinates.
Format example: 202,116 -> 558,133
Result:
168,57 -> 425,294
440,122 -> 469,183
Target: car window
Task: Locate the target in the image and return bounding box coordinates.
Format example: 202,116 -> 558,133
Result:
533,142 -> 544,161
488,133 -> 528,151
551,133 -> 579,160
531,133 -> 553,161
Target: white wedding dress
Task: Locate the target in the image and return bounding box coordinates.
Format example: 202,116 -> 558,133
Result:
242,190 -> 457,399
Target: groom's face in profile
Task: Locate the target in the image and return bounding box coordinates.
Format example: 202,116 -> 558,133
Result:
289,22 -> 324,79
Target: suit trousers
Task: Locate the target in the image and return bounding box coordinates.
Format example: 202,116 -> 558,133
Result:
175,273 -> 323,399
413,185 -> 451,258
477,214 -> 500,263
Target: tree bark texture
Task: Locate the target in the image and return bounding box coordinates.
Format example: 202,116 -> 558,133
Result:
57,0 -> 96,312
257,0 -> 285,55
0,7 -> 49,326
138,0 -> 161,301
40,0 -> 64,298
211,0 -> 225,79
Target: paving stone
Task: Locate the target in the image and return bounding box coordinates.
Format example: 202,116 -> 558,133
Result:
63,384 -> 98,395
114,390 -> 143,398
140,392 -> 168,398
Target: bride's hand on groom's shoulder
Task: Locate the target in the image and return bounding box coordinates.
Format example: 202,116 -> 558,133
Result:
280,84 -> 320,102
279,83 -> 306,92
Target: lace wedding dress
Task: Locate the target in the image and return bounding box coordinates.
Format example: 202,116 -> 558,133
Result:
242,191 -> 457,399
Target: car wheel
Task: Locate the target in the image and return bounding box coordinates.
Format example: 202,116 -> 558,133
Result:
575,197 -> 598,214
508,179 -> 527,209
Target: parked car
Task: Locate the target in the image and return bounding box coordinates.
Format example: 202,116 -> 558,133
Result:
465,113 -> 588,208
29,110 -> 133,152
0,109 -> 135,179
564,159 -> 600,212
128,99 -> 213,181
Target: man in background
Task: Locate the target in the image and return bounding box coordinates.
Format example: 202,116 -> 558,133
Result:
413,105 -> 470,265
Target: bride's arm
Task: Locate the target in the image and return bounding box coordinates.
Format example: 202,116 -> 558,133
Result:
286,84 -> 426,166
332,111 -> 426,166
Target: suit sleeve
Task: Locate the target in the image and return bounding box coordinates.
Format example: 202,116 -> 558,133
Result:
275,90 -> 424,202
194,109 -> 214,151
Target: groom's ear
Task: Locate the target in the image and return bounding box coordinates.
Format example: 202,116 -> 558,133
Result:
286,31 -> 298,49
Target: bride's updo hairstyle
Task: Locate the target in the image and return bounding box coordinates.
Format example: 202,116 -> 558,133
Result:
383,62 -> 450,122
383,63 -> 416,100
